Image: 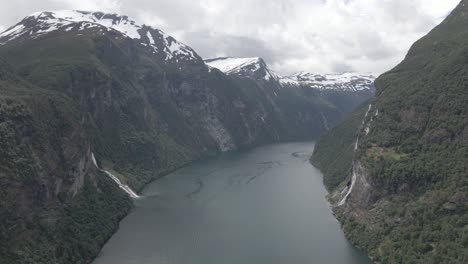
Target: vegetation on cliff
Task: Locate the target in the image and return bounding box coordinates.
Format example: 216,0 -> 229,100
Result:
0,62 -> 132,263
312,1 -> 468,263
311,102 -> 369,191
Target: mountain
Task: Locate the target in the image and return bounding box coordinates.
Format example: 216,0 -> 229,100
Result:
205,57 -> 278,81
280,72 -> 375,91
205,57 -> 376,92
0,58 -> 133,263
206,57 -> 376,137
311,1 -> 468,263
280,72 -> 376,114
0,10 -> 200,65
0,10 -> 375,263
206,56 -> 335,139
207,57 -> 376,112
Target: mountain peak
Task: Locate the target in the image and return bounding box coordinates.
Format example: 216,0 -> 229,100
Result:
205,57 -> 265,73
0,10 -> 199,63
0,10 -> 143,41
205,57 -> 277,81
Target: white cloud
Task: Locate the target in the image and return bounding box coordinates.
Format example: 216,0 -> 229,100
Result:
0,0 -> 460,75
48,0 -> 122,12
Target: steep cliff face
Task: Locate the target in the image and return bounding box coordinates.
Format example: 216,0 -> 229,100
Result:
0,11 -> 306,191
312,1 -> 468,263
0,61 -> 132,263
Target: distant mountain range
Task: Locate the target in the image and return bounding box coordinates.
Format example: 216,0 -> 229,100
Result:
206,56 -> 375,115
205,56 -> 376,92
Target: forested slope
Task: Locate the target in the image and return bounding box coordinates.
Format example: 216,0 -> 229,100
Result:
311,1 -> 468,262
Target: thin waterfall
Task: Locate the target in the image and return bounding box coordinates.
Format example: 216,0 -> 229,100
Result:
91,153 -> 140,198
338,104 -> 372,206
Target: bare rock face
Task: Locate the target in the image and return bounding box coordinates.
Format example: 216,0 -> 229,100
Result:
346,161 -> 376,210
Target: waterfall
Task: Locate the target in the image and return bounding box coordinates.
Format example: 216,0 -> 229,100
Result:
91,153 -> 140,198
338,163 -> 357,206
338,104 -> 372,206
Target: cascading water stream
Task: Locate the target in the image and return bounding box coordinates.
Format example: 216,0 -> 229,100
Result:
91,153 -> 140,198
338,104 -> 372,206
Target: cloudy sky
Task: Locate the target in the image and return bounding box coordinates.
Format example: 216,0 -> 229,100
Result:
0,0 -> 461,75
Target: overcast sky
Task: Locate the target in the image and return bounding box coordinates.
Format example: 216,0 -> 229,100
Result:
0,0 -> 461,75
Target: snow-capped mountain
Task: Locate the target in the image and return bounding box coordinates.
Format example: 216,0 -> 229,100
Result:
280,72 -> 376,91
0,10 -> 199,63
205,57 -> 278,81
205,57 -> 375,91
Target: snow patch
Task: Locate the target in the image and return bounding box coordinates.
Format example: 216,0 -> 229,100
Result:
206,57 -> 262,74
205,57 -> 374,91
0,10 -> 198,62
166,38 -> 195,59
147,31 -> 155,45
0,24 -> 25,41
280,72 -> 376,91
205,57 -> 278,81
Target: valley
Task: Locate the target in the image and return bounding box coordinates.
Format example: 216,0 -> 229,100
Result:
1,2 -> 467,263
93,142 -> 370,264
0,10 -> 373,264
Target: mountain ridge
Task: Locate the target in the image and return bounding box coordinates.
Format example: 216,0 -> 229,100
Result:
205,56 -> 376,92
0,10 -> 201,67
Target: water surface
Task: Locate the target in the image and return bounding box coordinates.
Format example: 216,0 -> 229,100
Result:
94,142 -> 370,264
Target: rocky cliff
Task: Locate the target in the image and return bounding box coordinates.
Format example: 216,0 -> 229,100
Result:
0,60 -> 132,263
312,1 -> 468,262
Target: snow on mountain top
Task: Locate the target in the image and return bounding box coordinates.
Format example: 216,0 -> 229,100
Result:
280,72 -> 376,91
289,71 -> 376,83
205,56 -> 375,91
0,10 -> 198,62
0,10 -> 142,41
30,10 -> 141,38
205,57 -> 279,81
205,57 -> 263,74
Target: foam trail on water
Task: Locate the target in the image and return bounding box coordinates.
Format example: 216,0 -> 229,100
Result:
91,153 -> 140,198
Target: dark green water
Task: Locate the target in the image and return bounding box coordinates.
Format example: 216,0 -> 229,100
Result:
93,142 -> 370,264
